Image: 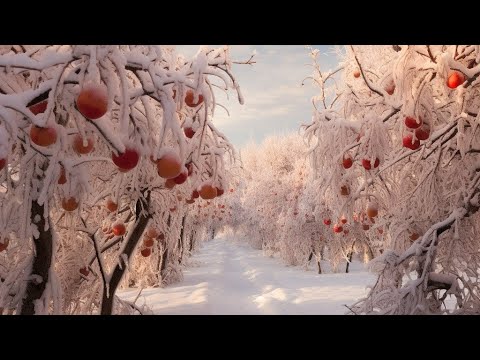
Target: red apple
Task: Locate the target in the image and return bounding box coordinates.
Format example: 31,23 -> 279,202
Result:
143,237 -> 154,248
173,168 -> 188,185
362,158 -> 380,170
30,125 -> 57,147
403,133 -> 420,150
191,190 -> 200,199
106,199 -> 118,212
0,238 -> 9,252
341,217 -> 347,224
141,247 -> 151,257
72,134 -> 94,155
146,227 -> 158,238
366,203 -> 378,218
186,199 -> 195,204
353,70 -> 361,78
409,232 -> 420,241
156,150 -> 182,179
343,157 -> 353,169
385,80 -> 395,95
323,219 -> 331,226
340,185 -> 350,196
405,116 -> 422,129
76,83 -> 108,120
62,197 -> 79,212
216,187 -> 225,197
415,123 -> 431,141
333,224 -> 343,233
29,100 -> 48,115
199,183 -> 217,200
112,148 -> 139,171
184,127 -> 195,139
112,223 -> 126,236
447,71 -> 465,89
362,224 -> 370,231
185,90 -> 204,107
0,158 -> 7,172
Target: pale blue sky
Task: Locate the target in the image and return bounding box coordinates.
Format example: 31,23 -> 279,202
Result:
177,45 -> 341,149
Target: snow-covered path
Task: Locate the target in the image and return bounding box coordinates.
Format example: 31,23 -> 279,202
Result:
120,238 -> 376,315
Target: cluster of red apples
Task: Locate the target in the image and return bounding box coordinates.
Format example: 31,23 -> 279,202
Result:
1,82 -> 213,213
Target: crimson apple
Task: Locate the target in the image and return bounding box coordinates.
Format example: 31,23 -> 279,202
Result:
112,148 -> 139,171
405,116 -> 422,129
343,157 -> 353,169
447,71 -> 465,89
76,83 -> 108,120
184,127 -> 195,139
361,158 -> 380,170
30,125 -> 57,147
185,90 -> 204,107
29,100 -> 48,115
403,133 -> 420,150
72,134 -> 94,155
415,123 -> 430,141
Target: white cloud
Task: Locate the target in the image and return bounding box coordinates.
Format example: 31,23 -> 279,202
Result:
175,45 -> 341,148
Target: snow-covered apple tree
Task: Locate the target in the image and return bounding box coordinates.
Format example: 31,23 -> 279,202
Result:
305,45 -> 480,314
233,134 -> 326,271
0,45 -> 249,314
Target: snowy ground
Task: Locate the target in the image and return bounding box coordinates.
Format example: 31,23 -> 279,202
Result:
119,238 -> 376,315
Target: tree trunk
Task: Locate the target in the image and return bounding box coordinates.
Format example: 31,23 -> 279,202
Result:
20,200 -> 53,315
345,241 -> 356,274
188,230 -> 194,252
317,257 -> 322,274
100,192 -> 151,315
178,216 -> 186,264
160,247 -> 169,275
364,242 -> 374,262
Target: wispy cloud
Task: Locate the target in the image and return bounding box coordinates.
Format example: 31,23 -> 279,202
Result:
176,45 -> 341,148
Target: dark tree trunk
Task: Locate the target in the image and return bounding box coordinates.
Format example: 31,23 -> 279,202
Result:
188,231 -> 194,252
345,241 -> 356,274
365,243 -> 374,262
178,216 -> 186,264
160,247 -> 169,275
100,192 -> 151,315
20,200 -> 53,315
307,251 -> 322,274
156,215 -> 171,284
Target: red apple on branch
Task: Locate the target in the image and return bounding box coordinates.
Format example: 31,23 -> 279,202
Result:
76,83 -> 108,120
